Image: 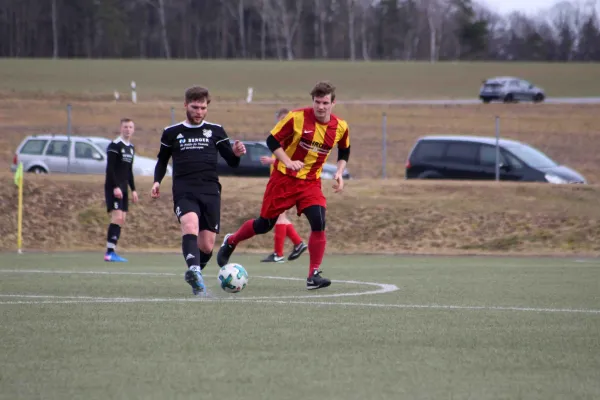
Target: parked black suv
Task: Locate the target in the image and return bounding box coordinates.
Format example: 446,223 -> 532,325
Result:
405,135 -> 586,184
217,140 -> 351,179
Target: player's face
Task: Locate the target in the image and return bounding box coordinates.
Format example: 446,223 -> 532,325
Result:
120,122 -> 135,140
185,99 -> 208,125
312,94 -> 334,123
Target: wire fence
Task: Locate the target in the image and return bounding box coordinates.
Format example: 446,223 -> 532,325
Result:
53,102 -> 598,182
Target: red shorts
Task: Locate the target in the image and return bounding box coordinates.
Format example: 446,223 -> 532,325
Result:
260,170 -> 326,219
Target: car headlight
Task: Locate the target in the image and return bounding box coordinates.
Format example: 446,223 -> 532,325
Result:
545,174 -> 568,184
321,171 -> 334,179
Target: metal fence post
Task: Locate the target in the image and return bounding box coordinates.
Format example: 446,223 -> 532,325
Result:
67,104 -> 72,173
170,107 -> 175,125
382,111 -> 387,179
495,116 -> 500,182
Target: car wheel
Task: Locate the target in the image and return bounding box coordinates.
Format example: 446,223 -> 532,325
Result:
533,93 -> 545,103
503,93 -> 515,103
28,166 -> 47,174
417,170 -> 443,179
482,97 -> 491,104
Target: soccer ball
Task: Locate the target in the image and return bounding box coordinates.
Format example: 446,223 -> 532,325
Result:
218,263 -> 249,293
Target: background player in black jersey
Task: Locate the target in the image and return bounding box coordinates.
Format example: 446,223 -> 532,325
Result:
151,86 -> 246,295
104,118 -> 139,262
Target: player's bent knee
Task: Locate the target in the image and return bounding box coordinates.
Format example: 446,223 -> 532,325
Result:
277,214 -> 291,225
303,205 -> 326,232
198,240 -> 214,254
180,213 -> 199,235
111,211 -> 125,226
253,217 -> 278,234
198,231 -> 216,253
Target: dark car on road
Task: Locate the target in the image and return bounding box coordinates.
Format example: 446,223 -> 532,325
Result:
405,135 -> 586,184
217,140 -> 351,179
479,76 -> 545,104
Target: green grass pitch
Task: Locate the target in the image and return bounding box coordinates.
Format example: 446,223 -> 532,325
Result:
1,253 -> 599,399
2,59 -> 600,100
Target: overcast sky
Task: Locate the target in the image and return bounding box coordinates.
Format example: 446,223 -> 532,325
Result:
479,0 -> 560,15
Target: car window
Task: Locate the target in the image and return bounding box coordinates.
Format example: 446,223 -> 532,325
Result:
484,83 -> 502,89
505,144 -> 557,168
411,141 -> 446,162
20,139 -> 48,155
75,142 -> 102,160
90,138 -> 112,152
503,151 -> 524,169
479,145 -> 507,166
247,143 -> 272,162
45,140 -> 70,157
444,142 -> 479,165
509,80 -> 520,87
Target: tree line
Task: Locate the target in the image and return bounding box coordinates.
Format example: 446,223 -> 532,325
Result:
1,0 -> 599,61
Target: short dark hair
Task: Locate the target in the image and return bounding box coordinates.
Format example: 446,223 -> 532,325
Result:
120,118 -> 133,124
310,81 -> 336,102
185,86 -> 211,104
275,107 -> 289,120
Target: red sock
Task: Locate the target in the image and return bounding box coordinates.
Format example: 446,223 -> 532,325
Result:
308,231 -> 326,277
286,224 -> 303,246
229,220 -> 256,245
274,224 -> 286,257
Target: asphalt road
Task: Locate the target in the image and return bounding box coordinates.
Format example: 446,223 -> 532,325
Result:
243,97 -> 600,105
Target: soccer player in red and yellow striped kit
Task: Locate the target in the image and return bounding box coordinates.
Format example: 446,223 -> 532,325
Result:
259,107 -> 308,264
217,81 -> 350,290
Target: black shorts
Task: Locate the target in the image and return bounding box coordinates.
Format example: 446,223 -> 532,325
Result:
105,187 -> 129,213
174,192 -> 221,233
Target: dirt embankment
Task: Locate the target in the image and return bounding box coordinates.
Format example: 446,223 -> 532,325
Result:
1,173 -> 599,256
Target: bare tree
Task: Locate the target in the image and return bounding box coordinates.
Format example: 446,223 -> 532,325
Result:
347,0 -> 356,60
157,0 -> 171,58
259,0 -> 268,59
224,0 -> 248,57
268,0 -> 304,60
52,0 -> 59,58
316,0 -> 328,58
423,0 -> 453,62
359,0 -> 370,60
140,0 -> 171,58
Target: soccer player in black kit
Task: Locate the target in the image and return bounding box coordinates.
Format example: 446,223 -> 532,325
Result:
151,86 -> 246,295
104,118 -> 139,262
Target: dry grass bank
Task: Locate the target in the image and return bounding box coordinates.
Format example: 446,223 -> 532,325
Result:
1,173 -> 599,256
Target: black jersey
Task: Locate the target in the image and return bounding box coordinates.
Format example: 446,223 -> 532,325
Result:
153,120 -> 240,196
105,137 -> 135,191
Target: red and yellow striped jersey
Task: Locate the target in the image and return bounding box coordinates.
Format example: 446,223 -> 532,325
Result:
269,108 -> 350,180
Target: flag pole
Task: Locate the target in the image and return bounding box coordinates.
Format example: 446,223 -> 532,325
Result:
16,163 -> 23,254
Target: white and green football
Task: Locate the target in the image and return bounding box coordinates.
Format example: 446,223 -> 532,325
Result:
218,263 -> 249,293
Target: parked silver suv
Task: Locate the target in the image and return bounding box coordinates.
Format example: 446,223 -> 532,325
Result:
479,76 -> 545,103
10,134 -> 170,176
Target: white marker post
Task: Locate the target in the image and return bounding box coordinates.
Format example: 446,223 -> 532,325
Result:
114,90 -> 120,102
246,87 -> 254,103
131,81 -> 137,104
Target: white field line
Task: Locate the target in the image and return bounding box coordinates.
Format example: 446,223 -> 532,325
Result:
0,295 -> 599,314
1,269 -> 599,314
0,269 -> 399,300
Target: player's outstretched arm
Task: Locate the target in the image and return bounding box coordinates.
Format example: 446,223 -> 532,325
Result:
216,139 -> 243,168
333,146 -> 350,193
216,127 -> 245,168
260,156 -> 275,166
267,135 -> 304,171
106,143 -> 120,190
152,133 -> 172,198
128,160 -> 136,192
